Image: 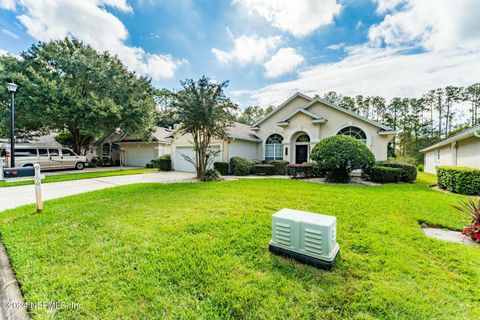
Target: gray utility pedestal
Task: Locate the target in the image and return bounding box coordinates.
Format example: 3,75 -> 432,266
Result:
269,208 -> 339,270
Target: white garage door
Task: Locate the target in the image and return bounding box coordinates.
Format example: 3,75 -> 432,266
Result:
125,147 -> 155,167
174,146 -> 221,172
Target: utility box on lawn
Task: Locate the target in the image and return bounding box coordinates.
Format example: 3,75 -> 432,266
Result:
269,208 -> 339,270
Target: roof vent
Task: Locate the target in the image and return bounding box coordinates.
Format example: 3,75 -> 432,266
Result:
269,208 -> 339,270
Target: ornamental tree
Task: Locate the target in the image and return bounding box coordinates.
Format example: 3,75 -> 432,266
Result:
310,135 -> 375,183
172,76 -> 237,180
0,38 -> 157,154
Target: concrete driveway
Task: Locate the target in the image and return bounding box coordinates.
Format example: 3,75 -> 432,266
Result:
0,171 -> 195,212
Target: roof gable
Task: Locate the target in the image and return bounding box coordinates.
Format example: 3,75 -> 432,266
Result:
252,92 -> 394,132
252,92 -> 312,127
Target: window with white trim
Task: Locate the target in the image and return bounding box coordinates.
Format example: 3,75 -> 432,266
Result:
337,126 -> 367,144
265,134 -> 283,161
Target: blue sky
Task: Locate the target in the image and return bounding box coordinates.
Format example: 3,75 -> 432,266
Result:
1,0 -> 480,108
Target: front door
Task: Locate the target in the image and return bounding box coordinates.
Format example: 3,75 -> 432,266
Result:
295,145 -> 308,164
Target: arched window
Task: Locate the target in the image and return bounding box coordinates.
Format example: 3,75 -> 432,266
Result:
265,134 -> 283,161
337,126 -> 367,143
296,134 -> 310,143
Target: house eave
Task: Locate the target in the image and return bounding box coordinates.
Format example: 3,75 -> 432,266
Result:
420,125 -> 480,152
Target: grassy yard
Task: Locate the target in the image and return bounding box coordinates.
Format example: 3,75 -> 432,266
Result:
0,168 -> 156,188
0,173 -> 479,319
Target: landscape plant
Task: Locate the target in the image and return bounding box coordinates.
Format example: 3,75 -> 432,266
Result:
172,76 -> 237,180
453,198 -> 480,242
213,162 -> 229,175
310,135 -> 375,183
437,166 -> 480,195
253,164 -> 275,176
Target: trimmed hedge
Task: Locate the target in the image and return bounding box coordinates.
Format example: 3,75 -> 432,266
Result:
437,166 -> 480,195
147,155 -> 171,171
367,166 -> 403,183
213,162 -> 229,175
230,157 -> 261,176
269,160 -> 289,175
253,164 -> 275,176
157,155 -> 171,171
376,161 -> 417,182
287,164 -> 314,179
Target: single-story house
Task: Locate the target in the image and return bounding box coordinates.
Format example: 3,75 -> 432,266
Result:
108,92 -> 396,172
421,124 -> 480,174
116,127 -> 173,167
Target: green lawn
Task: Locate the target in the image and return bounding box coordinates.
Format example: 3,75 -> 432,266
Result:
0,168 -> 156,188
0,173 -> 479,319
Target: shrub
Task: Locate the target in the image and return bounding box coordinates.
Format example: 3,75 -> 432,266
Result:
437,166 -> 480,195
269,160 -> 289,175
310,135 -> 375,183
417,164 -> 424,172
453,198 -> 480,242
388,156 -> 418,166
230,157 -> 260,176
200,168 -> 221,182
145,163 -> 154,168
253,164 -> 275,176
304,162 -> 327,178
287,163 -> 314,179
367,166 -> 403,183
156,154 -> 171,171
376,161 -> 417,183
214,162 -> 229,175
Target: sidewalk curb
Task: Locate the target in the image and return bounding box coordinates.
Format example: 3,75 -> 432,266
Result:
0,239 -> 29,320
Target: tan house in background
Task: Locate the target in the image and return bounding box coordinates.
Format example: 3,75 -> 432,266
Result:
250,92 -> 396,164
96,92 -> 397,172
421,124 -> 480,174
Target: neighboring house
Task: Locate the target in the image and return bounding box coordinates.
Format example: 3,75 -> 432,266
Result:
97,92 -> 397,172
88,130 -> 124,164
421,124 -> 480,174
116,127 -> 173,167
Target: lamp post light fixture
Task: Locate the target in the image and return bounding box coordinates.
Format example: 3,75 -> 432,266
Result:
7,82 -> 18,167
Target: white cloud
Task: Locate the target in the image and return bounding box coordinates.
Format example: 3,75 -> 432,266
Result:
0,48 -> 10,56
8,0 -> 185,81
211,35 -> 281,65
240,46 -> 480,106
239,1 -> 480,106
264,47 -> 304,78
0,0 -> 15,10
233,0 -> 342,37
373,0 -> 403,14
326,43 -> 345,50
2,28 -> 19,39
369,0 -> 480,51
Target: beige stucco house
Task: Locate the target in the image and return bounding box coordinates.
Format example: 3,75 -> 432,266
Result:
99,92 -> 396,171
421,124 -> 480,174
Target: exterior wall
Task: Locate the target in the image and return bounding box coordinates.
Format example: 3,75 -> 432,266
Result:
119,142 -> 171,166
424,143 -> 453,174
255,98 -> 394,162
228,139 -> 258,160
456,136 -> 480,169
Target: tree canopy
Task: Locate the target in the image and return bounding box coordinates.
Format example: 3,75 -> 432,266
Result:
173,76 -> 237,179
0,38 -> 157,154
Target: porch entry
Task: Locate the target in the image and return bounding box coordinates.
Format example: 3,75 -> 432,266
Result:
294,133 -> 310,164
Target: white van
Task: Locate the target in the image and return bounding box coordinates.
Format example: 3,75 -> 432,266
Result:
0,143 -> 87,170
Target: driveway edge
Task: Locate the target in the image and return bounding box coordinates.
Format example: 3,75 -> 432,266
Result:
0,239 -> 29,320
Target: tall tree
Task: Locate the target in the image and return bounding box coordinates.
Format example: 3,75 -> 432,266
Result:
237,105 -> 275,125
444,86 -> 462,135
0,38 -> 157,154
173,76 -> 237,180
465,83 -> 480,125
155,88 -> 177,128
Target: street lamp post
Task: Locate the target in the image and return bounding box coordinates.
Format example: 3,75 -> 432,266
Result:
6,82 -> 18,167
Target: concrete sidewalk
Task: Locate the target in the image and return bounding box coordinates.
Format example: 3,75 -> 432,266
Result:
0,171 -> 195,212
